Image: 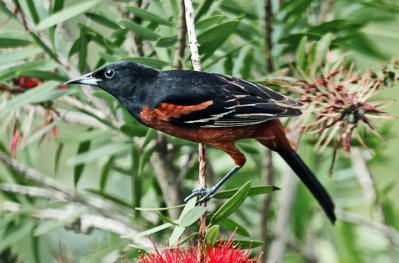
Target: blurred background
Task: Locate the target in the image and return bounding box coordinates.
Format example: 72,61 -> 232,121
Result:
0,0 -> 398,262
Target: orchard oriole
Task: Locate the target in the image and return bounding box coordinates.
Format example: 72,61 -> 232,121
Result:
66,61 -> 336,223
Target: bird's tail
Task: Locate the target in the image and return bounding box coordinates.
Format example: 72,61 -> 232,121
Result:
277,149 -> 336,224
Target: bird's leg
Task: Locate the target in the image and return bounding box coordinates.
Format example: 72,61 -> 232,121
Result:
184,165 -> 242,204
184,142 -> 246,204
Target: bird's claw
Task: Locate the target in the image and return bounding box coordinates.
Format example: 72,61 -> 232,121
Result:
183,187 -> 214,204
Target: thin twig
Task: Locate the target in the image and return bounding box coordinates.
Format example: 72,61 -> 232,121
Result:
174,0 -> 187,70
183,0 -> 206,257
0,152 -> 150,245
261,1 -> 275,258
264,0 -> 274,72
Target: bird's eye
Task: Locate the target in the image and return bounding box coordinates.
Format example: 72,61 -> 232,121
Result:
104,68 -> 115,79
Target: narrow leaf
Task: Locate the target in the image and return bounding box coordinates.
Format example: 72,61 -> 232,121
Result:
29,32 -> 60,62
36,0 -> 104,30
198,21 -> 240,60
156,36 -> 178,47
213,185 -> 279,199
56,129 -> 110,144
180,206 -> 207,227
26,0 -> 40,24
0,48 -> 42,63
122,223 -> 172,238
210,181 -> 251,223
205,225 -> 219,246
74,140 -> 91,187
231,239 -> 263,249
119,20 -> 160,41
296,36 -> 308,71
54,143 -> 63,175
169,226 -> 185,246
0,81 -> 59,118
78,27 -> 88,73
125,6 -> 173,26
219,218 -> 250,237
99,156 -> 114,191
67,142 -> 131,166
85,13 -> 120,29
0,38 -> 31,48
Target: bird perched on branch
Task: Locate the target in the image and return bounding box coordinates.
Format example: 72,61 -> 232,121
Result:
66,61 -> 336,223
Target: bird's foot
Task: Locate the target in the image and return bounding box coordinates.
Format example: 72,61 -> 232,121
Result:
184,187 -> 216,205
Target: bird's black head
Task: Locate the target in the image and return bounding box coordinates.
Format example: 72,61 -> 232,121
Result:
66,60 -> 159,97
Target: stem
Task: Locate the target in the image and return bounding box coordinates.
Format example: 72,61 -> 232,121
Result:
183,0 -> 206,257
261,0 -> 275,258
174,0 -> 187,70
264,0 -> 274,72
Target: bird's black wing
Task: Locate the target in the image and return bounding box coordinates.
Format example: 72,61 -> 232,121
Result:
153,72 -> 303,128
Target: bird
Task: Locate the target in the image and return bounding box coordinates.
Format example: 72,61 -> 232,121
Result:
66,60 -> 336,223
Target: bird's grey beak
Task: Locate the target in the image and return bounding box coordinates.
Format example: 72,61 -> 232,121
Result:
65,73 -> 101,86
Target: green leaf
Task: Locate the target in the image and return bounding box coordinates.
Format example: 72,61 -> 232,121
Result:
67,142 -> 131,166
86,188 -> 131,208
124,57 -> 169,68
0,38 -> 31,48
142,128 -> 157,149
0,48 -> 42,63
29,32 -> 60,62
169,226 -> 185,246
196,15 -> 226,31
119,20 -> 160,41
52,0 -> 65,13
213,185 -> 278,199
210,181 -> 251,223
0,221 -> 35,253
156,36 -> 178,47
195,0 -> 216,22
198,20 -> 240,59
84,13 -> 120,30
18,70 -> 67,82
316,33 -> 333,67
74,140 -> 91,187
218,218 -> 250,237
99,156 -> 114,191
125,6 -> 173,26
138,146 -> 155,176
135,204 -> 185,211
296,36 -> 308,71
26,0 -> 40,24
36,0 -> 104,30
0,81 -> 59,118
205,225 -> 219,246
231,239 -> 263,249
120,123 -> 148,137
54,143 -> 63,175
78,27 -> 88,73
122,223 -> 173,238
180,206 -> 207,227
56,129 -> 111,144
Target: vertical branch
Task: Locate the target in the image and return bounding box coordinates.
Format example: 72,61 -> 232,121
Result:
183,0 -> 206,256
261,0 -> 275,258
174,0 -> 187,70
264,0 -> 274,72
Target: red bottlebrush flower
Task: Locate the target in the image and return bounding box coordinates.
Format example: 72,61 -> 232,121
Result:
14,76 -> 43,89
136,234 -> 261,263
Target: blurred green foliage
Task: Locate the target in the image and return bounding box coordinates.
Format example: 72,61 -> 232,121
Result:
0,0 -> 398,262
